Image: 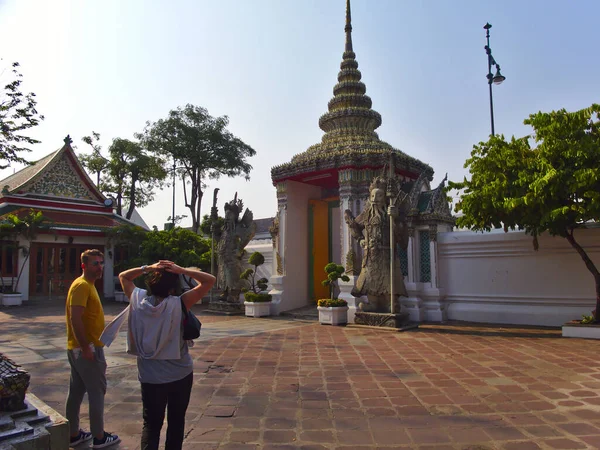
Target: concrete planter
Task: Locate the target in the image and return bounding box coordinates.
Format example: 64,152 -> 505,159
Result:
244,301 -> 272,318
318,306 -> 348,326
562,320 -> 600,340
1,293 -> 23,306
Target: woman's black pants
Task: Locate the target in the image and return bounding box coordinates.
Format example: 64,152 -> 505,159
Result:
141,372 -> 193,450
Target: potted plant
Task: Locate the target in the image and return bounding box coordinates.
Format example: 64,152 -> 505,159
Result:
0,210 -> 52,306
563,310 -> 600,340
241,251 -> 272,317
317,262 -> 350,325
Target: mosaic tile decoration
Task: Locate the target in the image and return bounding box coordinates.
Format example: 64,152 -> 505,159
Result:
419,230 -> 431,282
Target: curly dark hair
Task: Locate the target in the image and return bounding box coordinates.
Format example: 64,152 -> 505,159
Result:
145,270 -> 181,298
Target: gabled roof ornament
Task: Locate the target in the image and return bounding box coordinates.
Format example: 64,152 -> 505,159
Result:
63,135 -> 73,145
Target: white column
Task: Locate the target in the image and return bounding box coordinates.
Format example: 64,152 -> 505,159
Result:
269,182 -> 288,315
429,239 -> 437,289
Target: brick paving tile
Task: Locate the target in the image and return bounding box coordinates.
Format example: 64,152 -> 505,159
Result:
371,428 -> 412,446
446,426 -> 491,444
407,428 -> 453,445
522,424 -> 566,437
219,444 -> 259,450
483,426 -> 528,441
228,430 -> 260,443
263,430 -> 298,443
335,429 -> 374,445
558,422 -> 600,435
182,443 -> 218,450
186,428 -> 227,442
542,437 -> 588,449
502,441 -> 543,449
412,446 -> 454,450
299,430 -> 335,443
579,435 -> 600,447
571,409 -> 600,420
569,390 -> 598,397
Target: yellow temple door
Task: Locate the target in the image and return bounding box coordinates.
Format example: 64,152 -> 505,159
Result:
308,199 -> 330,302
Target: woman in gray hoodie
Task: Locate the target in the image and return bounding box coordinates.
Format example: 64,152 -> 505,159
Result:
119,260 -> 215,450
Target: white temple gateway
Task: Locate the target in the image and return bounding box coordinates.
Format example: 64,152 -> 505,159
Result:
254,0 -> 599,327
268,0 -> 454,322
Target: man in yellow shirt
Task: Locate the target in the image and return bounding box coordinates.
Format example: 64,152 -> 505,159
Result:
65,249 -> 120,449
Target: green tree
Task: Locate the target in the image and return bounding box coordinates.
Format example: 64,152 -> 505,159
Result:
450,104 -> 600,320
79,131 -> 108,186
321,263 -> 350,301
199,213 -> 224,237
138,104 -> 256,233
106,224 -> 148,271
0,61 -> 44,169
139,228 -> 211,273
81,137 -> 168,219
241,251 -> 269,294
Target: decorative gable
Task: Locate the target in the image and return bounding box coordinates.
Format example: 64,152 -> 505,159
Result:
25,153 -> 97,200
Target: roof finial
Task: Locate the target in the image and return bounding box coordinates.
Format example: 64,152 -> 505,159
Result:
345,0 -> 353,53
64,135 -> 73,145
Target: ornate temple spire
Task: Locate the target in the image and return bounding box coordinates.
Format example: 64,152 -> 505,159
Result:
272,0 -> 433,180
345,0 -> 353,53
318,0 -> 382,143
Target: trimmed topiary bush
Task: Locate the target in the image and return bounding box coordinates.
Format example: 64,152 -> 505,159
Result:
321,262 -> 350,301
241,251 -> 272,302
317,298 -> 348,308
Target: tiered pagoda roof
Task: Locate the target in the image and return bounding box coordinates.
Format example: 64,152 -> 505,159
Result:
272,0 -> 433,185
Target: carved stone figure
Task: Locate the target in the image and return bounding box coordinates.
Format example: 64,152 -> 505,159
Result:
215,193 -> 256,302
344,175 -> 409,313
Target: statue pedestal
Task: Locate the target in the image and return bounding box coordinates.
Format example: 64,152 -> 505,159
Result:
353,311 -> 416,330
206,298 -> 244,315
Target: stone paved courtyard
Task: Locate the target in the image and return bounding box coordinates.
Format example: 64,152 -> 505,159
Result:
2,300 -> 600,449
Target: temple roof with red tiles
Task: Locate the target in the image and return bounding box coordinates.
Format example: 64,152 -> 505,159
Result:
0,136 -> 137,235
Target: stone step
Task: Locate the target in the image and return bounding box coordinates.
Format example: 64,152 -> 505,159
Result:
23,413 -> 49,427
0,425 -> 33,443
0,417 -> 13,433
8,405 -> 38,420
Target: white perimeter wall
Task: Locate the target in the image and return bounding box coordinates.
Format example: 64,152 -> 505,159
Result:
438,227 -> 600,326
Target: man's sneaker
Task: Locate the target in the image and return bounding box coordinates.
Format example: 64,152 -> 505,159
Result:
92,432 -> 121,448
70,429 -> 93,446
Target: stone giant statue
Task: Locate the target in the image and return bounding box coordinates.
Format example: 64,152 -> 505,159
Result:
344,175 -> 409,313
215,193 -> 256,302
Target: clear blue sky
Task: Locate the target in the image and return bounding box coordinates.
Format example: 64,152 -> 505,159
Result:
1,0 -> 598,229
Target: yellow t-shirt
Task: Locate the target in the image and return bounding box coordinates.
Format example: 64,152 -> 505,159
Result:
66,276 -> 105,350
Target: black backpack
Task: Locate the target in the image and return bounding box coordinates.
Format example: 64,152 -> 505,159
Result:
180,298 -> 201,340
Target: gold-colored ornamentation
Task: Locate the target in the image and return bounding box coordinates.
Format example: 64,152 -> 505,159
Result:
276,251 -> 283,275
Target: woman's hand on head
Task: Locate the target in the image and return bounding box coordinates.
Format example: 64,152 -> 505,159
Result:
158,260 -> 185,274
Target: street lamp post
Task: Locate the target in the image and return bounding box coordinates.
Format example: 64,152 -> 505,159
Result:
171,160 -> 176,229
484,22 -> 506,136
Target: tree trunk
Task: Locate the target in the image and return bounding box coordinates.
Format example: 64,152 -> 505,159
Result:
194,187 -> 204,234
565,230 -> 600,322
125,176 -> 138,220
116,192 -> 122,216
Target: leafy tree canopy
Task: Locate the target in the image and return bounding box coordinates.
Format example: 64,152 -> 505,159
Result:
0,62 -> 44,169
79,134 -> 168,219
138,104 -> 256,233
449,103 -> 600,319
199,213 -> 224,237
139,228 -> 211,272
